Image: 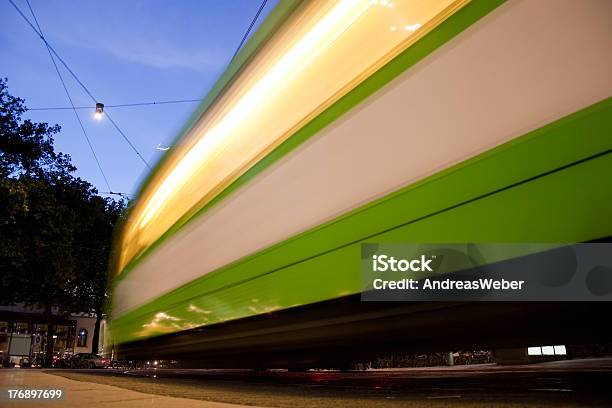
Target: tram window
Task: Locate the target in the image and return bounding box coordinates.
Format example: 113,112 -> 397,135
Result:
527,347 -> 542,356
553,345 -> 567,355
541,346 -> 555,355
528,345 -> 567,356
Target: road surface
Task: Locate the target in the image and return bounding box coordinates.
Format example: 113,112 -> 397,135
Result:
0,369 -> 253,407
2,358 -> 611,407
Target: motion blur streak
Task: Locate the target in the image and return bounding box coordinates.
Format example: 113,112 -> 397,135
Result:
116,0 -> 464,275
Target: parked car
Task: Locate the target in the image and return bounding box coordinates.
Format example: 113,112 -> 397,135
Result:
54,354 -> 73,368
65,353 -> 110,369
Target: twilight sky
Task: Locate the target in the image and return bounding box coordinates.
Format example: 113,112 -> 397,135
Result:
0,0 -> 277,196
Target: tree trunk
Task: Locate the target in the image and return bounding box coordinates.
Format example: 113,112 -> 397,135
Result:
91,312 -> 102,355
44,305 -> 55,368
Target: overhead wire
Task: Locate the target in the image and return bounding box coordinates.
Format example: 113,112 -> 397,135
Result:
26,0 -> 269,114
8,0 -> 151,170
8,0 -> 97,102
104,113 -> 151,170
11,0 -> 271,182
27,99 -> 203,111
23,0 -> 112,192
99,191 -> 135,198
229,0 -> 268,63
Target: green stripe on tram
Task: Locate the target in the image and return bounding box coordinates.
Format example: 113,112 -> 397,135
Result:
113,0 -> 507,284
110,98 -> 612,344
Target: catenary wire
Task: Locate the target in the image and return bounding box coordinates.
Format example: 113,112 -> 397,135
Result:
104,112 -> 151,170
8,0 -> 151,170
27,99 -> 203,111
12,0 -> 270,169
229,0 -> 268,63
23,0 -> 112,192
8,0 -> 97,102
99,191 -> 135,198
27,0 -> 268,115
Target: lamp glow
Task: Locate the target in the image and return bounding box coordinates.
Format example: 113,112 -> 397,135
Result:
94,102 -> 104,120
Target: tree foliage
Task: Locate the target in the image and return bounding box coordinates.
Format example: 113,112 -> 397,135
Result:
0,78 -> 125,357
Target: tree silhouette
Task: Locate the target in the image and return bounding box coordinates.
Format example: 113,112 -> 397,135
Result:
0,78 -> 125,363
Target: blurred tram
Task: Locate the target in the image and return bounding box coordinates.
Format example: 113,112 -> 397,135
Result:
110,0 -> 612,367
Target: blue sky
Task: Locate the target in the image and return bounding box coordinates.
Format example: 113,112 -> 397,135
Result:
0,0 -> 276,196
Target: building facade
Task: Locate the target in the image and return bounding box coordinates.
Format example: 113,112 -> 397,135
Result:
0,304 -> 103,367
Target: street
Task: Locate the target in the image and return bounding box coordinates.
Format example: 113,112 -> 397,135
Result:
2,358 -> 609,407
0,369 -> 248,408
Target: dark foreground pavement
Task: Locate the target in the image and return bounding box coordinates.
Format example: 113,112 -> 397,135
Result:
0,369 -> 251,407
45,358 -> 612,407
